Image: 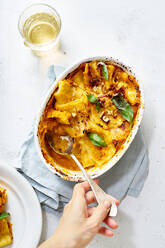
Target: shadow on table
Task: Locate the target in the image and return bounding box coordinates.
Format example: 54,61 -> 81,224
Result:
39,206 -> 62,244
39,208 -> 135,248
39,206 -> 136,248
89,209 -> 136,248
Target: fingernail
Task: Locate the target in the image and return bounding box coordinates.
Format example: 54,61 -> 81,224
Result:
103,200 -> 111,209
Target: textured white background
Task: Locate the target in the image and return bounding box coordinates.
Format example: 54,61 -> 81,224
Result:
0,0 -> 165,247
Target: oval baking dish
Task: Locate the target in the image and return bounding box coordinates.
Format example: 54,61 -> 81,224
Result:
34,56 -> 144,181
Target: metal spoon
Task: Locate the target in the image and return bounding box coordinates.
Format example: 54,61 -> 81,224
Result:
46,133 -> 118,217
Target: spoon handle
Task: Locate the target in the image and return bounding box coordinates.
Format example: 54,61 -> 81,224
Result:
70,154 -> 117,217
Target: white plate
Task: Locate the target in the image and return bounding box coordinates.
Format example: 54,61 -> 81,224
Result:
0,162 -> 42,248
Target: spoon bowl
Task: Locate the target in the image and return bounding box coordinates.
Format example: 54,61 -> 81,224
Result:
45,133 -> 73,155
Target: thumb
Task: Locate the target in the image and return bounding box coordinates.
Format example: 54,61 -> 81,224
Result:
89,200 -> 111,226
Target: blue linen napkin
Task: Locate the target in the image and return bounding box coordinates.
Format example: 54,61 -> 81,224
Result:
17,65 -> 149,211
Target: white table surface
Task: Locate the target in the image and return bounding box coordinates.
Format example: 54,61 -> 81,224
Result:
1,0 -> 165,247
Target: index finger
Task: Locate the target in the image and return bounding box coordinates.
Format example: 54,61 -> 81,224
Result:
72,180 -> 99,201
70,181 -> 93,214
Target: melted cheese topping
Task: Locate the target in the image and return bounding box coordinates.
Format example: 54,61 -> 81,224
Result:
38,61 -> 141,171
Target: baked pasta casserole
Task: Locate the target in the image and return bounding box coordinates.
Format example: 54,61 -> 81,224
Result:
38,60 -> 141,172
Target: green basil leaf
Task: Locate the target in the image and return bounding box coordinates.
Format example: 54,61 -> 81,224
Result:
87,133 -> 107,147
96,103 -> 101,112
98,62 -> 109,80
87,94 -> 99,103
112,93 -> 133,124
87,95 -> 102,112
0,212 -> 10,219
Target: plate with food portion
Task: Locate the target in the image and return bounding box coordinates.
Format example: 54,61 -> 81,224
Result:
0,162 -> 42,248
35,56 -> 144,181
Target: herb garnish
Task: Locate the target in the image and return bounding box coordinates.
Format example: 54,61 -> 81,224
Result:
87,94 -> 102,112
96,103 -> 101,112
112,93 -> 133,124
87,133 -> 107,147
0,212 -> 10,219
98,62 -> 109,80
87,95 -> 98,103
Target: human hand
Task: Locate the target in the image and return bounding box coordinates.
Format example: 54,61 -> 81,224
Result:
39,180 -> 119,248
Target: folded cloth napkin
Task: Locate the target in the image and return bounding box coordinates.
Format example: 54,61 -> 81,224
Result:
17,65 -> 149,211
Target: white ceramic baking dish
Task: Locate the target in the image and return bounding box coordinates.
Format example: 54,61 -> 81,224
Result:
34,56 -> 144,181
